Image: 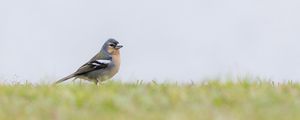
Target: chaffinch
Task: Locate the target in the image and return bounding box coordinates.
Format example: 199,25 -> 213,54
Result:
54,38 -> 123,85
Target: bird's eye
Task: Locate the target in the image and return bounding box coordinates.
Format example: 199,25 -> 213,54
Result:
109,44 -> 115,47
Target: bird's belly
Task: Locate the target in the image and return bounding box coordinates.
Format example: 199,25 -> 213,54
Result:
82,66 -> 119,82
99,66 -> 119,81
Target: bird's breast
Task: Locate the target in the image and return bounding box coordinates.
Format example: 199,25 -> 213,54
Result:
110,53 -> 121,76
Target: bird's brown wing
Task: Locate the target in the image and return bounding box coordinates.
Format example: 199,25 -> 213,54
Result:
54,47 -> 112,85
73,61 -> 108,76
73,51 -> 112,75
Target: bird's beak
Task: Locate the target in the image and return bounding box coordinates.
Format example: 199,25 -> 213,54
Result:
115,44 -> 123,49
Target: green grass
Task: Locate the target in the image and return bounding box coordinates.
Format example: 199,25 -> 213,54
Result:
0,80 -> 300,120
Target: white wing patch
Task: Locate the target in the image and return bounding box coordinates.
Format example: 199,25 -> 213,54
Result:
96,60 -> 111,64
92,63 -> 101,66
91,60 -> 111,68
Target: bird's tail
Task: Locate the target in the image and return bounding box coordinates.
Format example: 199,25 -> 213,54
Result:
53,74 -> 75,85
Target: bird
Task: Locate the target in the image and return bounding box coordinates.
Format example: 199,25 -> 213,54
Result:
54,38 -> 123,85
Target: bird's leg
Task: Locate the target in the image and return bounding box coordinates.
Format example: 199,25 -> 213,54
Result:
95,79 -> 102,86
93,80 -> 99,86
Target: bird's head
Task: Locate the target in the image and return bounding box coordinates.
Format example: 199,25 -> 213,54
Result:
102,38 -> 123,55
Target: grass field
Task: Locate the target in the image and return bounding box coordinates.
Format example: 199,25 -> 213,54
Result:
0,80 -> 299,120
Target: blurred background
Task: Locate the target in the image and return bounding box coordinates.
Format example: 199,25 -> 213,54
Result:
1,0 -> 300,83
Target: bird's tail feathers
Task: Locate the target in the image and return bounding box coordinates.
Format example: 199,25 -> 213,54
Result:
53,74 -> 75,85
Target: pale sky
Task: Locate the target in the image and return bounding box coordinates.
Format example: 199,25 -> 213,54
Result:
1,0 -> 300,83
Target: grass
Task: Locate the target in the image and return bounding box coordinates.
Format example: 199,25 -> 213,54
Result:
0,80 -> 300,120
